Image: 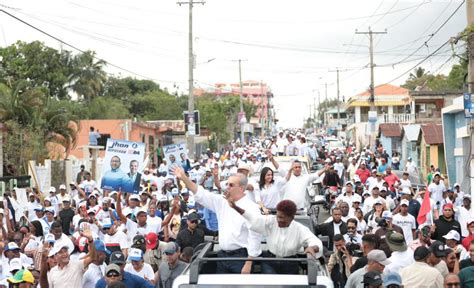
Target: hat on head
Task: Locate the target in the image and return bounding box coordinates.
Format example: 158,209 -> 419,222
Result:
187,199 -> 196,208
171,188 -> 179,197
345,181 -> 353,187
62,195 -> 71,203
362,271 -> 383,286
48,244 -> 72,257
237,163 -> 253,174
49,187 -> 56,193
9,258 -> 23,272
102,218 -> 113,229
158,196 -> 169,203
453,183 -> 460,188
69,181 -> 76,186
434,172 -> 441,177
386,231 -> 407,252
110,251 -> 126,264
59,184 -> 66,190
105,264 -> 121,276
34,206 -> 44,212
362,191 -> 371,197
443,203 -> 454,210
429,241 -> 447,257
4,242 -> 20,252
7,269 -> 34,284
45,233 -> 56,244
136,207 -> 148,216
109,191 -> 118,197
367,249 -> 390,266
187,212 -> 200,221
382,211 -> 393,219
373,198 -> 383,206
145,233 -> 158,250
400,199 -> 410,206
414,246 -> 431,261
127,248 -> 143,261
181,188 -> 189,195
87,208 -> 96,215
383,271 -> 402,287
102,197 -> 112,204
467,218 -> 474,226
164,242 -> 180,254
464,194 -> 471,200
129,194 -> 140,201
443,230 -> 460,242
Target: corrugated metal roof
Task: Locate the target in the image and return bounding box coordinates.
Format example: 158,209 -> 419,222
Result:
421,124 -> 443,145
379,124 -> 402,137
402,124 -> 421,141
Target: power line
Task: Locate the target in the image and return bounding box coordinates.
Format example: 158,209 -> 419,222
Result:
0,9 -> 181,85
392,0 -> 464,66
385,39 -> 451,84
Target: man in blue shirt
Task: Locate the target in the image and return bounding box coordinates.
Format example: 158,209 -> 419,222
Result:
89,126 -> 101,146
95,251 -> 154,288
101,156 -> 127,191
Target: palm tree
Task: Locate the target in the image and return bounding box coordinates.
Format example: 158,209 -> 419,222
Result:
0,81 -> 45,126
68,51 -> 107,102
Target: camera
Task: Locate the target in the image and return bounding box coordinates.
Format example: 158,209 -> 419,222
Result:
345,242 -> 363,257
376,217 -> 388,228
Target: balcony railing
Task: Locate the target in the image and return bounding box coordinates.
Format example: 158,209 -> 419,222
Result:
346,113 -> 414,126
378,113 -> 414,124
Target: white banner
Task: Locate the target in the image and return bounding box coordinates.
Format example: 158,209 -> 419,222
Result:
100,139 -> 145,194
163,143 -> 188,172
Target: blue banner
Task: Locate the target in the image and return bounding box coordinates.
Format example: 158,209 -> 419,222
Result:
464,93 -> 473,118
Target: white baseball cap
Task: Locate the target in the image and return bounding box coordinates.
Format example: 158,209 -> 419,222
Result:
48,244 -> 72,257
59,184 -> 66,190
443,230 -> 460,241
400,199 -> 410,206
49,187 -> 56,193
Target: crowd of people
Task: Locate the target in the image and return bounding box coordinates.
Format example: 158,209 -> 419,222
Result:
0,130 -> 471,288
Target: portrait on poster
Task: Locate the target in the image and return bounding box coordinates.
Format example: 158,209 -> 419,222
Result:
101,139 -> 145,193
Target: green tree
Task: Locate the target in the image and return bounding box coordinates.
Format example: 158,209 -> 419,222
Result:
87,97 -> 130,119
0,41 -> 74,100
68,51 -> 107,102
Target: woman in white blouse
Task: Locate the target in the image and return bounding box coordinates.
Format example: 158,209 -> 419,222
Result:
254,166 -> 291,214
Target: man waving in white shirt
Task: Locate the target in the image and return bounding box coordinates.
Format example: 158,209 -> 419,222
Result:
172,166 -> 262,274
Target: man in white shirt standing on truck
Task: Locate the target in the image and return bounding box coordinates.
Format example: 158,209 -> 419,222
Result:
172,166 -> 262,274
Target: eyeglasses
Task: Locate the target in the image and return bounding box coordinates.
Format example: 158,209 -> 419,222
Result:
190,220 -> 198,224
106,272 -> 120,278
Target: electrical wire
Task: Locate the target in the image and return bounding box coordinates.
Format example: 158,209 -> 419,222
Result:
0,9 -> 184,86
392,0 -> 463,66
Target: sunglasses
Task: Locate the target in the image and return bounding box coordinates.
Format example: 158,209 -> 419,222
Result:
445,283 -> 460,287
164,251 -> 175,256
189,220 -> 198,224
106,272 -> 120,278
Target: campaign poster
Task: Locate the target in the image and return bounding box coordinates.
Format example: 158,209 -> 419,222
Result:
163,143 -> 189,172
101,139 -> 145,194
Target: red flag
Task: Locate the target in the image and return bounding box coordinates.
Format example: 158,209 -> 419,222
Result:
417,189 -> 431,225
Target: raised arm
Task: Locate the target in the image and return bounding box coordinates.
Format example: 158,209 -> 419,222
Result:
267,150 -> 279,170
115,192 -> 127,224
81,230 -> 96,268
172,167 -> 198,193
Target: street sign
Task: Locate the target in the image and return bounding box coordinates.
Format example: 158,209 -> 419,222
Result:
463,93 -> 473,118
184,110 -> 200,136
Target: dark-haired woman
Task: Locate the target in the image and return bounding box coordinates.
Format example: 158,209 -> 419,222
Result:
254,164 -> 292,214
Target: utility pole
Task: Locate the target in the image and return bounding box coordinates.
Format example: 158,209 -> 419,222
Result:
355,27 -> 387,111
317,91 -> 321,127
234,59 -> 247,144
467,0 -> 474,195
178,0 -> 204,158
260,81 -> 264,138
329,68 -> 349,129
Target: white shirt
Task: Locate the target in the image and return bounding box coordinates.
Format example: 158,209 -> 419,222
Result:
104,230 -> 129,251
384,248 -> 415,274
242,210 -> 323,258
48,260 -> 85,288
399,179 -> 412,190
193,186 -> 262,257
276,137 -> 288,154
124,262 -> 155,282
334,162 -> 345,178
283,171 -> 321,209
335,193 -> 361,208
82,262 -> 105,288
405,161 -> 417,174
428,181 -> 446,205
26,201 -> 40,221
254,177 -> 288,209
392,213 -> 416,244
362,196 -> 385,214
457,206 -> 474,237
